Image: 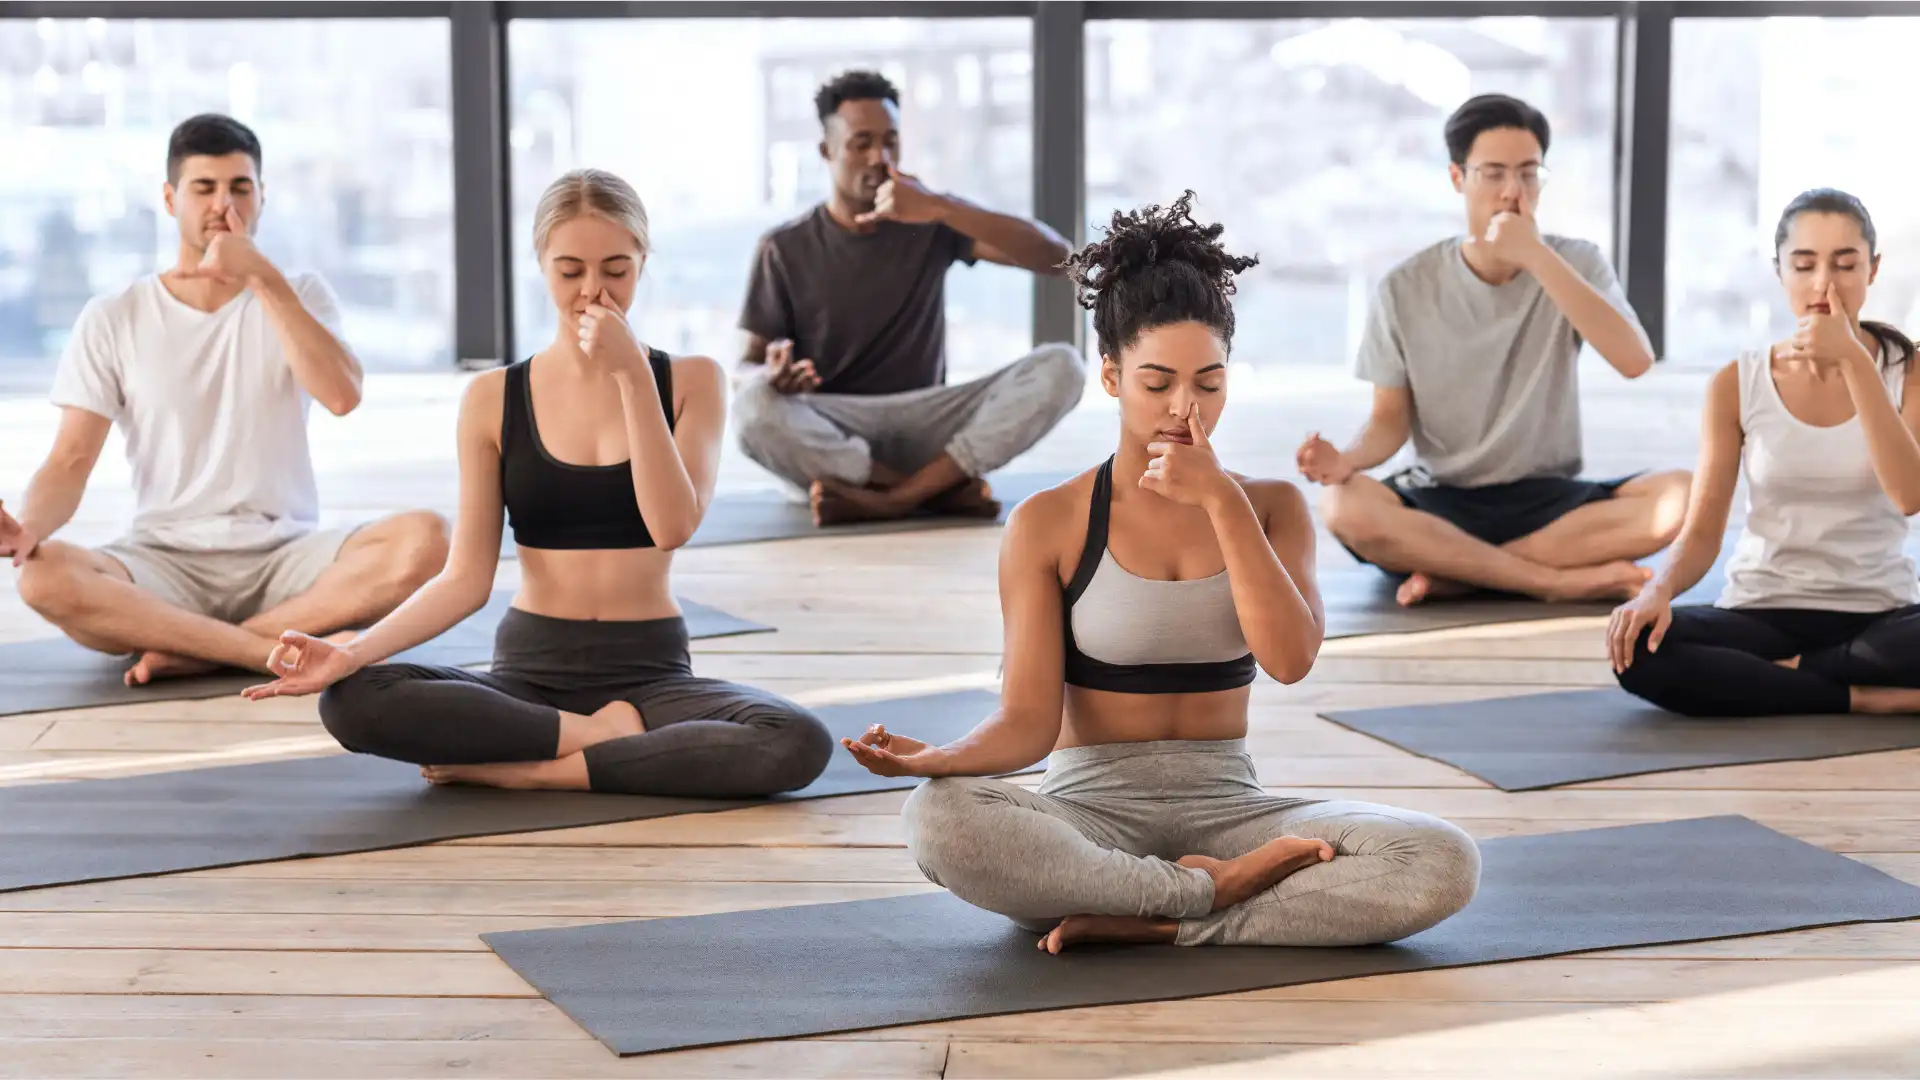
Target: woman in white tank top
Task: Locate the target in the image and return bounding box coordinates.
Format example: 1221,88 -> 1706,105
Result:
1608,188 -> 1920,717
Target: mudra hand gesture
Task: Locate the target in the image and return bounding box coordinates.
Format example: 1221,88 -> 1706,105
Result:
841,724 -> 951,778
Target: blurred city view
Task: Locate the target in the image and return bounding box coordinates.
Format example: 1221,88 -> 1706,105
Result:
3,13 -> 1918,395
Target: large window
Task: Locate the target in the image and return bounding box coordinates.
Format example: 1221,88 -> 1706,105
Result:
1667,17 -> 1920,368
506,17 -> 1035,378
1085,17 -> 1617,371
0,17 -> 454,390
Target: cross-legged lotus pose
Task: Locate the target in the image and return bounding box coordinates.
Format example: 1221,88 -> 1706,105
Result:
242,169 -> 833,795
732,69 -> 1086,526
1,114 -> 447,685
1610,189 -> 1920,718
842,193 -> 1480,953
1299,94 -> 1689,607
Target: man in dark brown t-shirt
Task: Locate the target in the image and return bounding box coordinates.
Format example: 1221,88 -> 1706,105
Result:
734,70 -> 1087,526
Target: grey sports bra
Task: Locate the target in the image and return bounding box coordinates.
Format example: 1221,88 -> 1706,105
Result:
1062,457 -> 1256,694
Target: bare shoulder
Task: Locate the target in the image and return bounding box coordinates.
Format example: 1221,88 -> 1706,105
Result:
1002,466 -> 1099,575
459,367 -> 508,420
1706,358 -> 1741,407
669,353 -> 727,388
451,368 -> 509,454
1006,467 -> 1096,532
1232,472 -> 1311,529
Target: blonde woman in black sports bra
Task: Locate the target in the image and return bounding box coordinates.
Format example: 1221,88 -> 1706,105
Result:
242,170 -> 831,797
844,193 -> 1480,953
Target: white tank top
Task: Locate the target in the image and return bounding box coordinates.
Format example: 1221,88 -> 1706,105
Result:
1719,341 -> 1918,612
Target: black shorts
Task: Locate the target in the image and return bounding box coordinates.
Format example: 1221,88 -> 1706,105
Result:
1344,466 -> 1639,570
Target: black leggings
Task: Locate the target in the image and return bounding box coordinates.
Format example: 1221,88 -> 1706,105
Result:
1615,603 -> 1920,716
318,608 -> 832,797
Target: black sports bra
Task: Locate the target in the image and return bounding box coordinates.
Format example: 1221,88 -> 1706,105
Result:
1061,457 -> 1258,694
500,350 -> 675,550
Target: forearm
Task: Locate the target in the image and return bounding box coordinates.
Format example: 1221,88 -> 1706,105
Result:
1339,414 -> 1409,472
615,369 -> 702,548
18,461 -> 90,542
1843,352 -> 1920,513
1527,248 -> 1654,378
1206,485 -> 1320,682
938,196 -> 1070,274
1648,524 -> 1722,599
342,573 -> 489,668
255,273 -> 364,415
929,710 -> 1057,777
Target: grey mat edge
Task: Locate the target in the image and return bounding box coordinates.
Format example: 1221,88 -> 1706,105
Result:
0,765 -> 1044,899
482,814 -> 1920,1056
1314,688 -> 1904,792
577,902 -> 1920,1057
1314,703 -> 1559,791
0,691 -> 1033,895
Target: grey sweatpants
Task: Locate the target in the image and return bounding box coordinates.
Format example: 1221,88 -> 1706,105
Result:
902,738 -> 1481,946
732,342 -> 1086,490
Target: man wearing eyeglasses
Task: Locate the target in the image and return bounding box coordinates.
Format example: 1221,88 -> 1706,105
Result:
1298,93 -> 1690,607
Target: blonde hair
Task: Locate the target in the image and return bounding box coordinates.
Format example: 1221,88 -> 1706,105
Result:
532,168 -> 650,259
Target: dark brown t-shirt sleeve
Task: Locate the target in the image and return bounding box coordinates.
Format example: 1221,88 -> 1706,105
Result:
738,235 -> 794,341
943,223 -> 978,267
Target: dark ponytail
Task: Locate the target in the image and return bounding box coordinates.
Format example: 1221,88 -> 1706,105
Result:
1063,190 -> 1259,362
1775,187 -> 1914,369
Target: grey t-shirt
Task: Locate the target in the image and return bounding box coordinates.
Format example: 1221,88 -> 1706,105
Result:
1355,235 -> 1644,488
739,204 -> 976,396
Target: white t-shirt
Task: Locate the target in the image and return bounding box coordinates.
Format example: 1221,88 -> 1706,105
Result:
51,272 -> 345,552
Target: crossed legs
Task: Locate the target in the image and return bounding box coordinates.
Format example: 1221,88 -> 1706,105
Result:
1617,604 -> 1920,716
16,510 -> 448,682
902,776 -> 1479,953
1320,470 -> 1689,605
733,343 -> 1086,525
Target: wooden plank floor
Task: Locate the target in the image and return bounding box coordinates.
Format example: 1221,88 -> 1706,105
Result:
4,524 -> 1920,1079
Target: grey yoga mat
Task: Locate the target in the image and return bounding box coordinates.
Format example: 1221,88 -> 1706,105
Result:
0,591 -> 769,718
0,689 -> 1004,894
680,470 -> 1071,547
1320,687 -> 1920,791
484,815 -> 1920,1056
1320,563 -> 1727,640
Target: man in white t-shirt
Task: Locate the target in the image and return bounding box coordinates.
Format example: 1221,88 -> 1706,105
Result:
0,114 -> 447,685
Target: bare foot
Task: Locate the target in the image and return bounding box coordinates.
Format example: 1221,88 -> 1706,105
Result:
1776,655 -> 1802,670
1036,914 -> 1177,955
123,650 -> 220,686
1543,561 -> 1652,603
124,629 -> 361,687
577,700 -> 645,747
420,756 -> 587,790
1395,572 -> 1474,607
811,479 -> 912,526
925,479 -> 1002,520
1850,686 -> 1920,714
1179,836 -> 1334,911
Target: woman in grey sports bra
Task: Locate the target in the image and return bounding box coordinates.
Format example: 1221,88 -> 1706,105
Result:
1609,189 -> 1920,717
842,192 -> 1480,953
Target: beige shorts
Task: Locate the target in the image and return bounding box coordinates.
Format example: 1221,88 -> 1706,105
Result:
98,528 -> 355,624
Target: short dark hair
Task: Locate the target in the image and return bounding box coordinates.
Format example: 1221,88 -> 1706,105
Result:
1064,190 -> 1260,361
1775,187 -> 1914,369
166,113 -> 262,185
814,69 -> 900,126
1443,94 -> 1550,165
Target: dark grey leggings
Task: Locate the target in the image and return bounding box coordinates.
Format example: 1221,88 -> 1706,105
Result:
1616,603 -> 1920,716
318,607 -> 832,797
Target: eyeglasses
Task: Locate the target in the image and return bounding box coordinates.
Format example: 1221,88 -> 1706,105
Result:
1467,164 -> 1550,190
